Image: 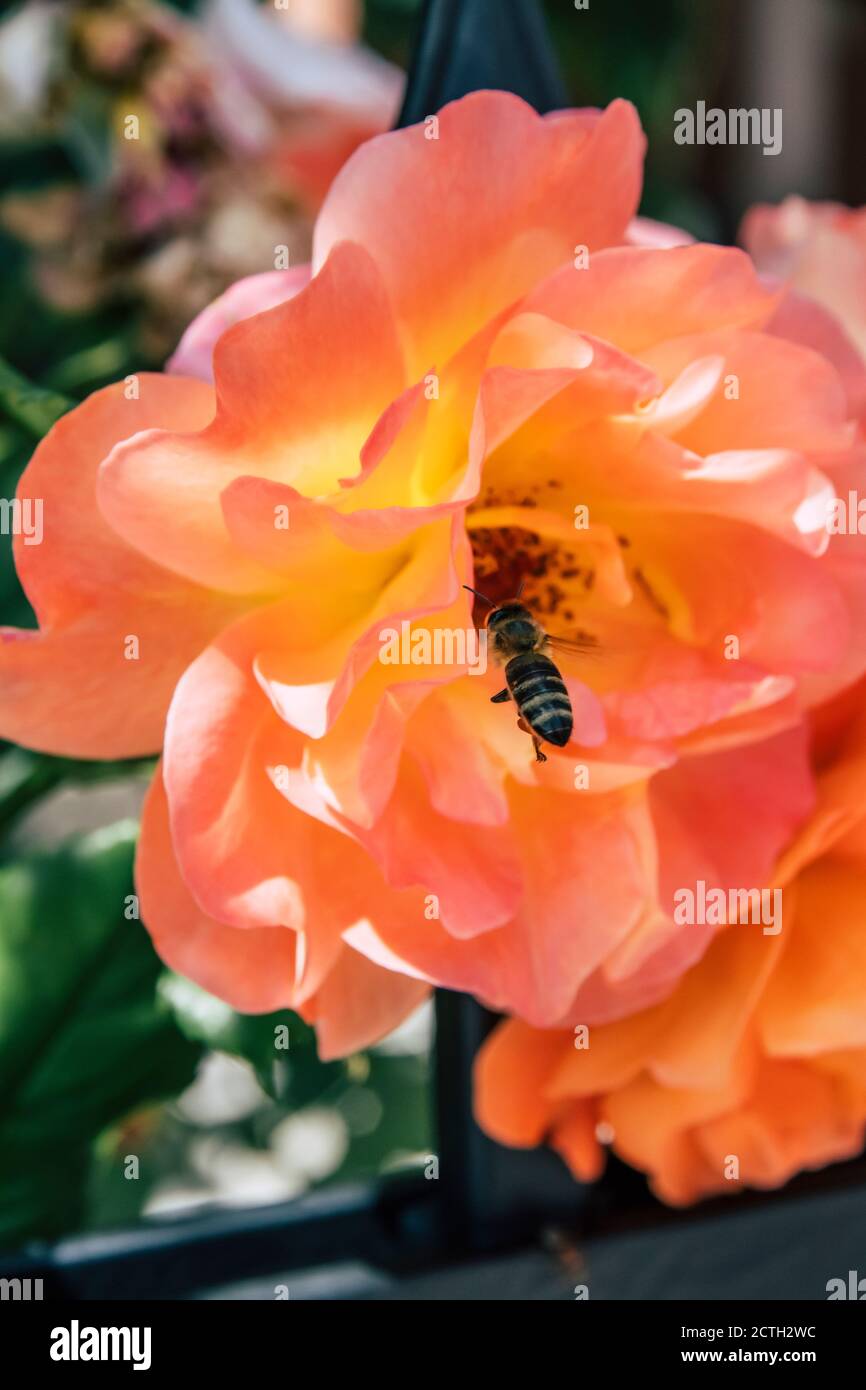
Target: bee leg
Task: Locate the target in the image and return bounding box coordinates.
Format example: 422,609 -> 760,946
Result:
517,714 -> 547,762
490,688 -> 511,704
531,734 -> 547,763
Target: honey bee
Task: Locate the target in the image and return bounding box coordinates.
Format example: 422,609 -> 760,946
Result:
464,583 -> 598,763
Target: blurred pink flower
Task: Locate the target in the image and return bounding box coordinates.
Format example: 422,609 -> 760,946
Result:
742,196 -> 866,369
204,0 -> 402,205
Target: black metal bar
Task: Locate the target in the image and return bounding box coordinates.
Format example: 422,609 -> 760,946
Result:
397,0 -> 568,127
433,990 -> 588,1252
8,1153 -> 866,1300
1,1176 -> 440,1301
432,990 -> 497,1246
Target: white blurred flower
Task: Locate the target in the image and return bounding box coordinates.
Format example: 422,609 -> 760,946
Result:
143,1183 -> 215,1217
269,1107 -> 349,1183
177,1052 -> 265,1126
191,1137 -> 304,1205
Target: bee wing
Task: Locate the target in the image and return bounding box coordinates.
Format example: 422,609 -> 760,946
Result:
547,634 -> 605,658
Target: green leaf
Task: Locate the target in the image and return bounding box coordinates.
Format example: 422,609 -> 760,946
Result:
0,354 -> 72,438
0,821 -> 201,1246
41,336 -> 134,396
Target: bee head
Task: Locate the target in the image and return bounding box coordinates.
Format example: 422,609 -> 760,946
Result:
464,583 -> 531,622
487,602 -> 533,630
486,603 -> 540,653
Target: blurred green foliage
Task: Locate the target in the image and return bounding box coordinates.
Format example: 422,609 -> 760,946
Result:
0,781 -> 432,1248
0,822 -> 201,1244
84,975 -> 431,1235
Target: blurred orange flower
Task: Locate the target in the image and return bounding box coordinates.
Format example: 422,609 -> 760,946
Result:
2,100 -> 865,1062
474,681 -> 866,1204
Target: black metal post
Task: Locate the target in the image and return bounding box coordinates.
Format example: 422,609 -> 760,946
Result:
397,0 -> 568,126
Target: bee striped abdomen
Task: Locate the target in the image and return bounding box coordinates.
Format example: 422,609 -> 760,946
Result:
505,652 -> 573,748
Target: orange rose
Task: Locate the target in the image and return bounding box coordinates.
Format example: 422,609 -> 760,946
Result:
2,98 -> 865,1057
